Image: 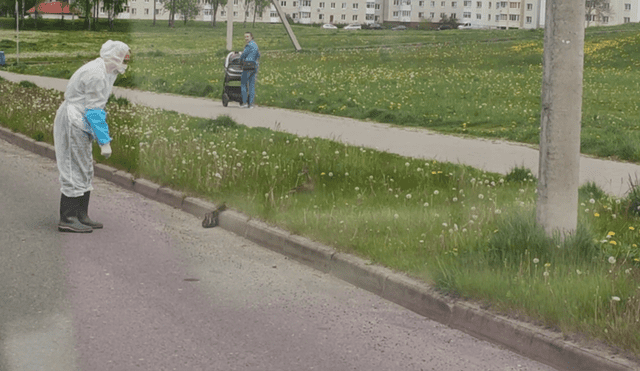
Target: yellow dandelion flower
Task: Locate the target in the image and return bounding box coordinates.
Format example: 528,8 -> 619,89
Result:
609,240 -> 617,245
594,213 -> 600,217
630,226 -> 636,231
607,231 -> 616,237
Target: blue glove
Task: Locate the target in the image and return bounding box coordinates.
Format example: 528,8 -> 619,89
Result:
85,109 -> 112,146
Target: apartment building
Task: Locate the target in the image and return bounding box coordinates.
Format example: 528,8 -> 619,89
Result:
106,0 -> 639,28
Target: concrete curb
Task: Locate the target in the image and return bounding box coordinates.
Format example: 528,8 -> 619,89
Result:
1,126 -> 637,371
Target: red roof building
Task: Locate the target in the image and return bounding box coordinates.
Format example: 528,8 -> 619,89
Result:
27,2 -> 79,19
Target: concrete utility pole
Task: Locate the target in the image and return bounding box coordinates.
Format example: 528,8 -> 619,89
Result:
226,0 -> 301,52
226,1 -> 233,50
536,0 -> 585,236
271,0 -> 301,51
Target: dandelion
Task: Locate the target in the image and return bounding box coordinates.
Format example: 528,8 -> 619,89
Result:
608,256 -> 616,264
329,172 -> 333,177
434,190 -> 439,195
452,197 -> 458,202
345,172 -> 349,176
594,213 -> 600,217
299,152 -> 304,157
589,198 -> 596,204
544,263 -> 551,268
630,226 -> 636,231
607,231 -> 616,237
406,194 -> 412,200
423,202 -> 429,207
405,162 -> 410,167
576,269 -> 582,275
609,241 -> 617,245
495,209 -> 502,214
478,194 -> 484,199
543,271 -> 549,277
355,187 -> 360,191
394,214 -> 399,220
321,172 -> 326,176
533,258 -> 540,264
611,296 -> 621,302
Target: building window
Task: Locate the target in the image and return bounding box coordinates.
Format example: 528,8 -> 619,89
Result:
487,14 -> 490,20
625,3 -> 631,10
419,0 -> 424,5
353,3 -> 358,9
376,4 -> 381,9
302,0 -> 310,5
394,0 -> 400,5
342,2 -> 347,8
319,13 -> 324,19
463,11 -> 470,17
144,7 -> 149,14
431,0 -> 435,6
510,2 -> 519,8
440,12 -> 446,18
270,11 -> 277,16
509,14 -> 518,20
602,16 -> 608,23
155,8 -> 160,14
476,13 -> 480,18
341,14 -> 346,19
293,1 -> 297,5
402,10 -> 410,16
319,2 -> 325,7
452,1 -> 457,7
430,11 -> 434,17
441,1 -> 445,6
301,11 -> 310,17
624,16 -> 631,22
331,2 -> 335,7
418,11 -> 424,17
233,11 -> 238,17
464,0 -> 471,6
221,10 -> 226,16
451,12 -> 456,18
476,0 -> 481,6
526,16 -> 531,22
526,3 -> 532,10
280,0 -> 286,6
352,14 -> 357,20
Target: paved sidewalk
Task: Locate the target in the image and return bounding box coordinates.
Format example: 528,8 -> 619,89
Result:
2,70 -> 640,197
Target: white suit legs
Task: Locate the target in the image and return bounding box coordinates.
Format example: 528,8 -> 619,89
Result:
54,103 -> 94,198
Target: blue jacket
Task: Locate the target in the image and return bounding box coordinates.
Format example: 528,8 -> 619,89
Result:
240,40 -> 260,67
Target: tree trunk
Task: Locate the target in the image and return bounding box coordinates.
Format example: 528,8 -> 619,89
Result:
536,0 -> 585,237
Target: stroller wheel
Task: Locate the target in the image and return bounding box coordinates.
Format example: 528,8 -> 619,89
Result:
222,93 -> 229,107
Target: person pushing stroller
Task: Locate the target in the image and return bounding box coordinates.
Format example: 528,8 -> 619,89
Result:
238,32 -> 260,108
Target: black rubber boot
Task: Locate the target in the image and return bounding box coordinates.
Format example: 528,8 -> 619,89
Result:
58,194 -> 93,233
77,191 -> 103,229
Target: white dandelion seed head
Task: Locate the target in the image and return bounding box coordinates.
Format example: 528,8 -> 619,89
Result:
533,258 -> 540,264
608,256 -> 616,265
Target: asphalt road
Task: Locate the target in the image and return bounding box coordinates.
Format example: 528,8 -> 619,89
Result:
0,137 -> 559,370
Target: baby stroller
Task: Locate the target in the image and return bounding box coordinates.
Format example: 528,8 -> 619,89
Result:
221,52 -> 243,107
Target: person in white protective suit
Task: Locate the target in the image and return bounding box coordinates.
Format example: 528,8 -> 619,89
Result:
53,40 -> 130,233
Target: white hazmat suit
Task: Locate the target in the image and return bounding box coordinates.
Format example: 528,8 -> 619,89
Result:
53,40 -> 130,233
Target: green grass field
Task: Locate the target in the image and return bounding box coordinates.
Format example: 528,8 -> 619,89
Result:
2,18 -> 640,358
2,18 -> 640,161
